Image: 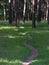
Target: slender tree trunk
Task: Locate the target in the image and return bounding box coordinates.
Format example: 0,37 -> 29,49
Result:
27,0 -> 30,21
34,0 -> 37,21
3,3 -> 6,20
15,0 -> 19,26
47,0 -> 49,24
37,0 -> 41,22
23,0 -> 27,23
45,1 -> 48,21
13,0 -> 19,26
9,0 -> 13,25
31,0 -> 36,28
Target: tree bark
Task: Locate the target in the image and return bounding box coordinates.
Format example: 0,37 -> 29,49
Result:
47,0 -> 49,24
37,0 -> 41,22
9,0 -> 13,25
23,0 -> 27,23
14,0 -> 19,26
31,0 -> 36,28
3,5 -> 6,20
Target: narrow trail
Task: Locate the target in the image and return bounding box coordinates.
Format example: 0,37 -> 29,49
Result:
22,36 -> 38,65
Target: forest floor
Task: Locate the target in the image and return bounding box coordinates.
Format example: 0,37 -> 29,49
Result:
0,20 -> 49,65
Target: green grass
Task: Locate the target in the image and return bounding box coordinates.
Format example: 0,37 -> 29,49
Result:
0,20 -> 49,65
0,20 -> 31,65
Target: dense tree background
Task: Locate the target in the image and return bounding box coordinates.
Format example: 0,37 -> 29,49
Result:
0,0 -> 49,27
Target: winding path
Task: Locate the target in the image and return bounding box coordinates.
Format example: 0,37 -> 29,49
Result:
22,36 -> 38,65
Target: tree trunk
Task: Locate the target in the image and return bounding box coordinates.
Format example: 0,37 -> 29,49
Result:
31,0 -> 36,28
9,0 -> 13,25
23,0 -> 27,23
37,0 -> 41,22
45,0 -> 48,21
13,0 -> 19,26
47,0 -> 49,24
3,3 -> 6,21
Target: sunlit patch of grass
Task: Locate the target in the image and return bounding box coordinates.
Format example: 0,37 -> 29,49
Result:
0,26 -> 16,30
19,26 -> 24,29
7,35 -> 17,39
20,32 -> 28,35
30,59 -> 39,63
47,46 -> 49,50
0,58 -> 22,64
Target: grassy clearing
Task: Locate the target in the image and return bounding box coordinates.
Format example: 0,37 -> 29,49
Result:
0,21 -> 31,65
0,20 -> 49,65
